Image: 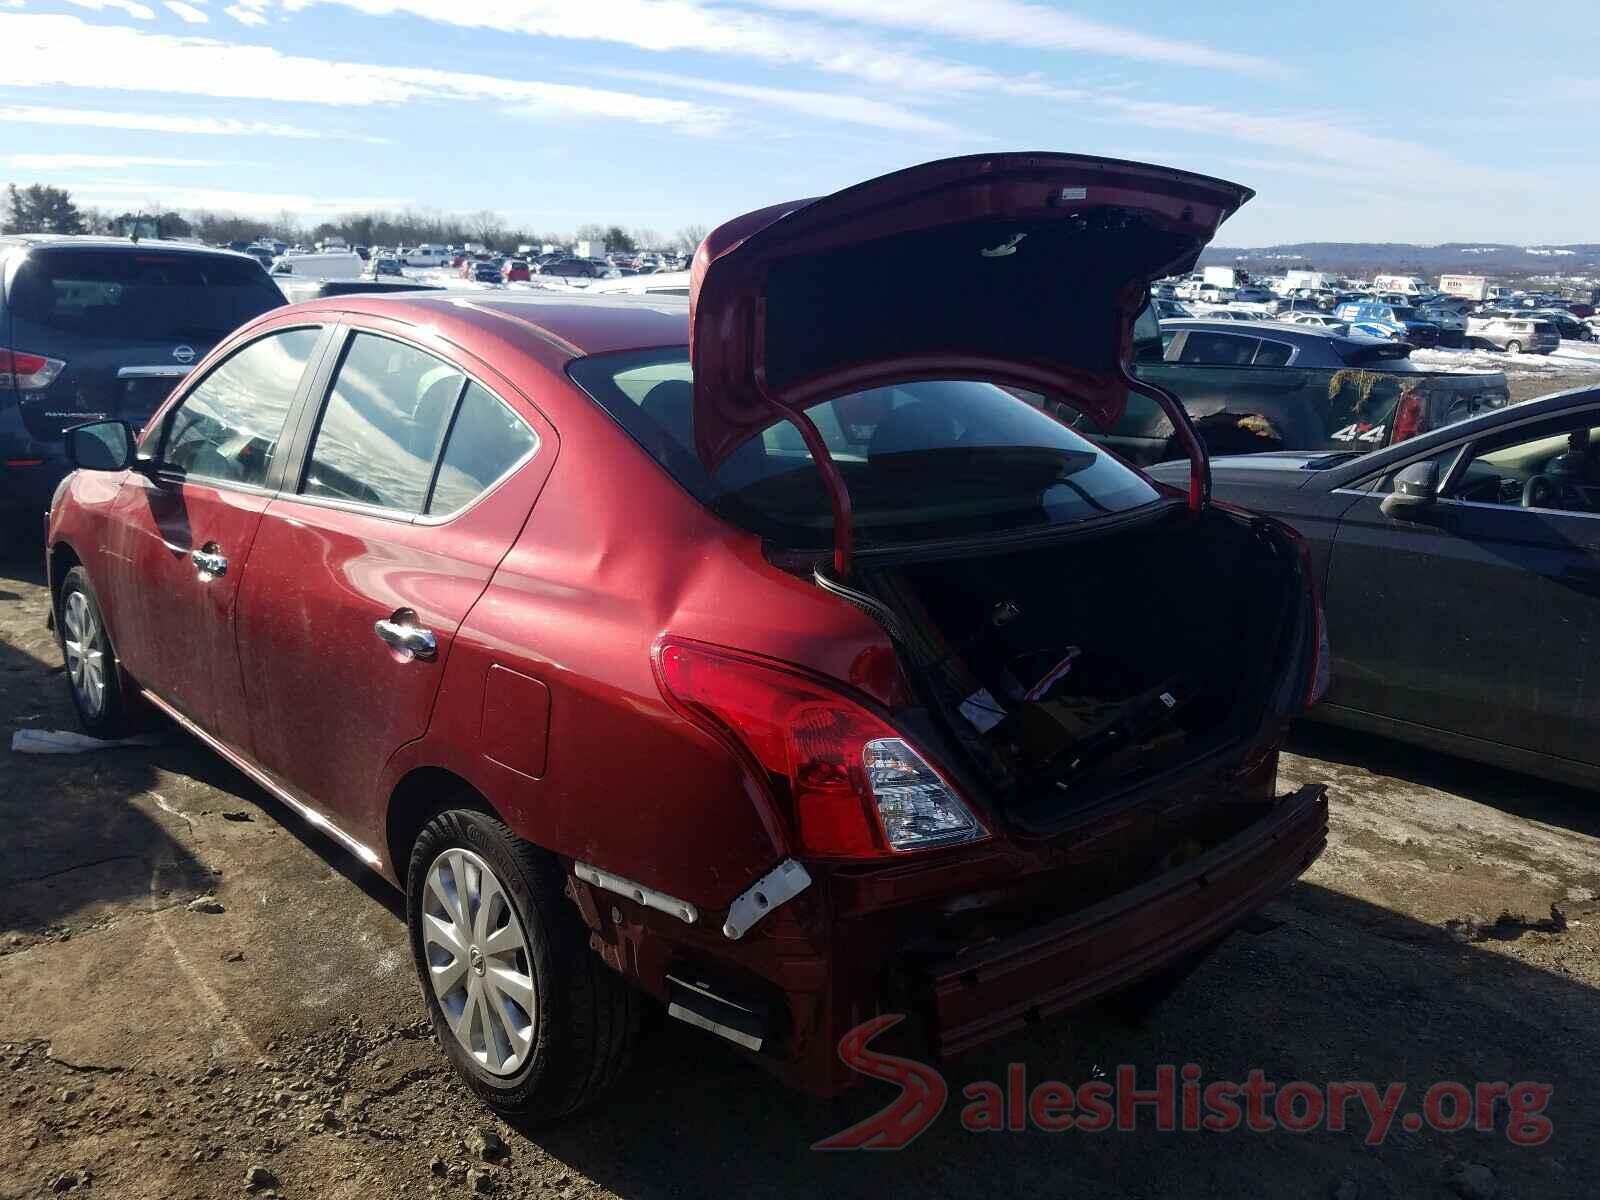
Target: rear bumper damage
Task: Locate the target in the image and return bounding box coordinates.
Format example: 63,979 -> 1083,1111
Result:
918,783 -> 1327,1057
630,782 -> 1328,1095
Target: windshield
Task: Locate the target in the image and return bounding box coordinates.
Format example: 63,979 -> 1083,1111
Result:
8,249 -> 283,343
568,348 -> 1161,550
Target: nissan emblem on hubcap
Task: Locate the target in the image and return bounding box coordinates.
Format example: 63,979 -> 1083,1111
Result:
469,947 -> 485,976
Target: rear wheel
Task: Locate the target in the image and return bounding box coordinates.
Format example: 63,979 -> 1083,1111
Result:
406,805 -> 638,1120
1504,339 -> 1523,354
58,566 -> 130,737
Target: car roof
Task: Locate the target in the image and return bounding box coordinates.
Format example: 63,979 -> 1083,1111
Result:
0,234 -> 257,262
1159,318 -> 1345,339
284,291 -> 690,359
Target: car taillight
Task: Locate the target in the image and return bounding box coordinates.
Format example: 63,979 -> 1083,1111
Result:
0,349 -> 66,391
1390,387 -> 1426,444
654,638 -> 987,859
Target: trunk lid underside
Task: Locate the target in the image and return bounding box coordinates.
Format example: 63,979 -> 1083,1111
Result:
688,153 -> 1253,575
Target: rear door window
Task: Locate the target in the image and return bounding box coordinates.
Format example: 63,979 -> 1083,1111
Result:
1252,339 -> 1295,367
7,249 -> 283,343
301,333 -> 464,512
163,327 -> 322,487
1178,331 -> 1260,365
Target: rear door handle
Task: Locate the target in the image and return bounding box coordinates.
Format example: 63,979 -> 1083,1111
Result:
374,612 -> 437,662
190,545 -> 228,579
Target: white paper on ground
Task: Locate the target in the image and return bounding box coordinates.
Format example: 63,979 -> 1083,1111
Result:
11,729 -> 165,754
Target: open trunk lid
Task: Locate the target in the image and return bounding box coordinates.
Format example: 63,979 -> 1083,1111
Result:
688,153 -> 1252,571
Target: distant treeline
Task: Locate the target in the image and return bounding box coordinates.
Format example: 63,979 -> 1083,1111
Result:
2,183 -> 707,254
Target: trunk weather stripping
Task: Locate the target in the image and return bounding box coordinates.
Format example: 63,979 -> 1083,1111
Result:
573,861 -> 700,925
722,859 -> 813,940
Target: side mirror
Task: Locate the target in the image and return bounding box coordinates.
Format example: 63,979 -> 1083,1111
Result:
1379,459 -> 1440,520
65,420 -> 135,472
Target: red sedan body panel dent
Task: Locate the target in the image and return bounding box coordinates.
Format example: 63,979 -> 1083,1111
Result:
378,360 -> 896,910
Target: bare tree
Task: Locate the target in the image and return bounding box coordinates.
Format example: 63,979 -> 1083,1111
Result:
675,223 -> 708,254
466,209 -> 504,247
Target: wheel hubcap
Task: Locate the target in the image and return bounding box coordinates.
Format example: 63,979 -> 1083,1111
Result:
61,591 -> 106,718
422,848 -> 536,1076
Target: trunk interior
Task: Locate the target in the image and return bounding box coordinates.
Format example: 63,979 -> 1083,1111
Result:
847,506 -> 1303,829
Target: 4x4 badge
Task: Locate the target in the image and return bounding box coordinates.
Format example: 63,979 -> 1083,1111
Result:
172,345 -> 195,364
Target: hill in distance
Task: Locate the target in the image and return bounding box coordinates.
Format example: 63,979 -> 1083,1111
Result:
1199,242 -> 1600,279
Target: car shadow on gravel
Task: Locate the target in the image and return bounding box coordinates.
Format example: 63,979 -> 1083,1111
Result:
514,881 -> 1596,1200
0,552 -> 398,945
1289,721 -> 1600,839
0,599 -> 219,943
134,717 -> 407,920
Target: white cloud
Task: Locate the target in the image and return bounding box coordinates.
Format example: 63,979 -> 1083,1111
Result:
64,0 -> 155,17
4,153 -> 255,169
742,0 -> 1288,79
1082,95 -> 1537,190
0,103 -> 382,141
272,0 -> 1019,96
224,2 -> 267,22
2,14 -> 728,131
165,0 -> 209,21
602,69 -> 961,136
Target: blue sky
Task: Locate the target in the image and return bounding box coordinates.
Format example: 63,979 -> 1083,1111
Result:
1,0 -> 1596,245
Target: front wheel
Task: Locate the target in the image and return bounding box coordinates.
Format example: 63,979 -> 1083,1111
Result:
406,806 -> 639,1121
1504,339 -> 1523,354
57,566 -> 131,737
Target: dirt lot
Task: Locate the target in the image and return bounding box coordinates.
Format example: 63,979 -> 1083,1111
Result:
1505,372 -> 1597,405
2,552 -> 1597,1200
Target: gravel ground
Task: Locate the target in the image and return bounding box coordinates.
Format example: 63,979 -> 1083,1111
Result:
2,550 -> 1597,1199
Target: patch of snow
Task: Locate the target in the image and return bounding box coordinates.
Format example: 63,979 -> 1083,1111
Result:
1411,341 -> 1600,377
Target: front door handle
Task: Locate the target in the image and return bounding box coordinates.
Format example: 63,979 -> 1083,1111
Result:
190,544 -> 228,579
374,612 -> 437,662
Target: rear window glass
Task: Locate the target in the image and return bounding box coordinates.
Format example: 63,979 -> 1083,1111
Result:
302,333 -> 464,512
568,348 -> 1160,550
7,249 -> 283,343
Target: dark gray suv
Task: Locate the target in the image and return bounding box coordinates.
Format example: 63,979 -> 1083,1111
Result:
0,236 -> 283,543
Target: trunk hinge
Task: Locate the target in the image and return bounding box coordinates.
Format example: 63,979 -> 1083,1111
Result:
1121,366 -> 1210,513
1114,282 -> 1208,513
757,383 -> 855,579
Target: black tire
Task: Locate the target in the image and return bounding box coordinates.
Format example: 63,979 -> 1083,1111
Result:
406,805 -> 639,1121
1504,340 -> 1522,354
57,565 -> 131,738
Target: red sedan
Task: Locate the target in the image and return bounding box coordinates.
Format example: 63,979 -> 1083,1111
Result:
501,258 -> 531,282
46,153 -> 1326,1120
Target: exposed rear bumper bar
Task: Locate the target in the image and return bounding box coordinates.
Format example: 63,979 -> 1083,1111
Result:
923,784 -> 1327,1057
